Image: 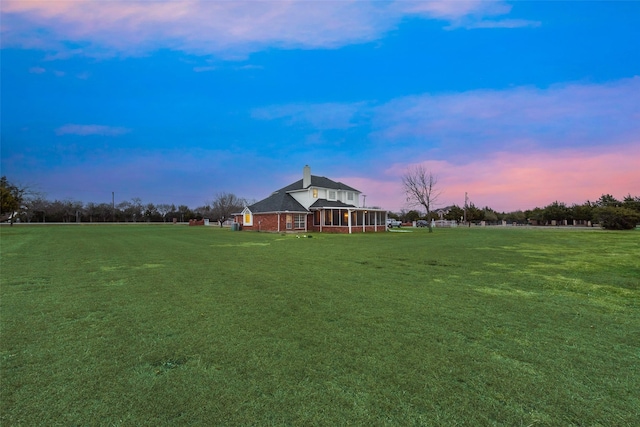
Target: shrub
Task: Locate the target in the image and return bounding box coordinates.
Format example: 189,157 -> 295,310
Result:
593,206 -> 640,230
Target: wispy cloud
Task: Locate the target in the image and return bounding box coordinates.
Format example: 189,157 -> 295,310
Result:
27,65 -> 86,78
460,19 -> 541,30
55,124 -> 131,136
252,102 -> 367,131
372,77 -> 640,154
1,0 -> 525,58
393,1 -> 511,21
193,65 -> 217,73
395,1 -> 539,30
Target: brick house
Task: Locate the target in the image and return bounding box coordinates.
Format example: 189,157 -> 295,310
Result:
235,165 -> 387,233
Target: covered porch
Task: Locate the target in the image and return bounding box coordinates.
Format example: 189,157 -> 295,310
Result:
311,207 -> 387,233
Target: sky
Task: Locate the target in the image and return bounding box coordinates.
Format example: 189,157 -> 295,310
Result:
1,0 -> 639,213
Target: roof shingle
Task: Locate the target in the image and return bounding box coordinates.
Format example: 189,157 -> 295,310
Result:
248,191 -> 308,213
280,175 -> 359,192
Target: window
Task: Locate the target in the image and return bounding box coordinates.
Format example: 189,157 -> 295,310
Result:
286,214 -> 292,229
347,192 -> 353,201
328,190 -> 336,200
294,214 -> 305,229
313,188 -> 318,198
243,211 -> 253,226
324,210 -> 332,225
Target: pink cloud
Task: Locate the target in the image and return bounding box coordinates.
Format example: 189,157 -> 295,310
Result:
1,0 -> 519,58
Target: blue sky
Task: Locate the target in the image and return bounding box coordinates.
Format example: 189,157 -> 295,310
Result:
2,1 -> 639,212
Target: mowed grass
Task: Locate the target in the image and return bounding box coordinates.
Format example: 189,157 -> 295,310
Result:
1,225 -> 638,426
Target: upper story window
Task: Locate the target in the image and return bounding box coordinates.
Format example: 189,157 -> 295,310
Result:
313,188 -> 318,198
328,190 -> 336,200
347,192 -> 354,201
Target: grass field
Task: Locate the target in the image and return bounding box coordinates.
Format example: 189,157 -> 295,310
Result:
1,225 -> 638,426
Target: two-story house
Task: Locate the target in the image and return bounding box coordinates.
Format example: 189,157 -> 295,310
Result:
236,165 -> 387,233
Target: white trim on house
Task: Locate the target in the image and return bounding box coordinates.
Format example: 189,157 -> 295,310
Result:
241,207 -> 253,226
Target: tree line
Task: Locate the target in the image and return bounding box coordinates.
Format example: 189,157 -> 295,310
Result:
392,194 -> 640,230
1,177 -> 247,225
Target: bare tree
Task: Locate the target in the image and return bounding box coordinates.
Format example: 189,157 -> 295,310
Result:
212,192 -> 245,225
402,165 -> 441,232
156,204 -> 172,222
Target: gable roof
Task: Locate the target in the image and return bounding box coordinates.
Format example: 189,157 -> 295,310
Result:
280,175 -> 359,192
247,190 -> 308,214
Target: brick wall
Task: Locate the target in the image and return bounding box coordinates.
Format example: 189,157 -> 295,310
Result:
241,213 -> 309,232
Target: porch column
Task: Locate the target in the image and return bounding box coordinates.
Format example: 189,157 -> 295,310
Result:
348,209 -> 352,234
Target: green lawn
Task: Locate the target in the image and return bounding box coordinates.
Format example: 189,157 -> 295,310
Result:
1,225 -> 638,426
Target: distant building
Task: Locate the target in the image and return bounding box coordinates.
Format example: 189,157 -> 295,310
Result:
436,206 -> 455,219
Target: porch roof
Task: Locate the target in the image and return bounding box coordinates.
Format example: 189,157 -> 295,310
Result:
309,199 -> 357,209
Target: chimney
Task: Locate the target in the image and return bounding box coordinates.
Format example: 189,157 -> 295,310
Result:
303,165 -> 311,188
